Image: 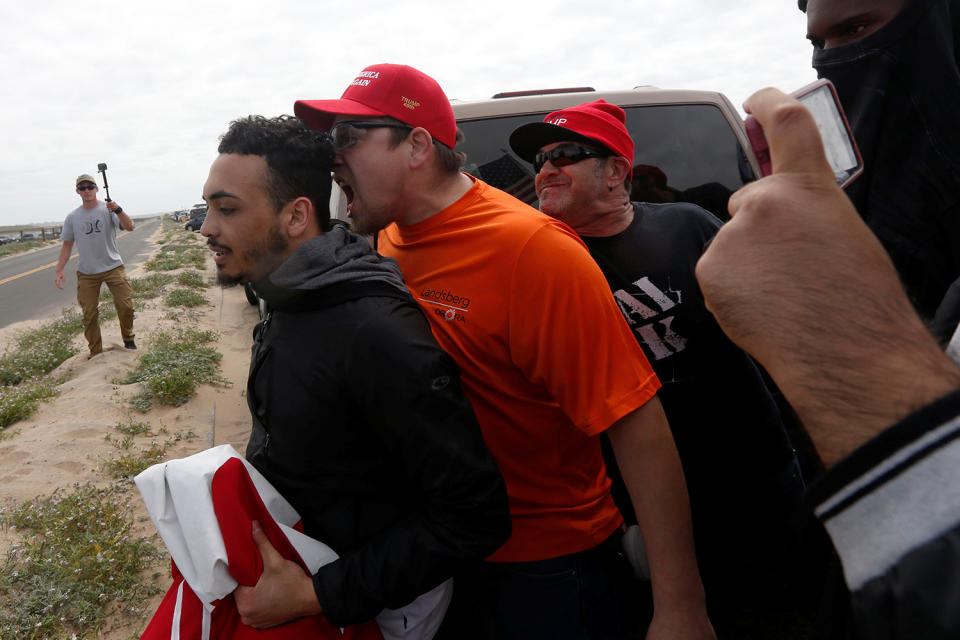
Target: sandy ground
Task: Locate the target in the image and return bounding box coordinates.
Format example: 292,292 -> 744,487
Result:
0,226 -> 260,638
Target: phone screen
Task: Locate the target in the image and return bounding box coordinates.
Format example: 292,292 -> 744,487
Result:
745,79 -> 863,189
795,83 -> 862,188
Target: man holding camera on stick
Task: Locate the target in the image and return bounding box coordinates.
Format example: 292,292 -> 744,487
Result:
55,172 -> 136,356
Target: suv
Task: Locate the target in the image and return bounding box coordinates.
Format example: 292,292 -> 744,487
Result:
330,87 -> 759,224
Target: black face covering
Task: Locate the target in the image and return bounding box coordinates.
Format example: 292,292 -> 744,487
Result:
811,0 -> 960,320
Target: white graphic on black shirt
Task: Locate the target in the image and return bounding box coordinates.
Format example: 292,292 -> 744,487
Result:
613,276 -> 687,360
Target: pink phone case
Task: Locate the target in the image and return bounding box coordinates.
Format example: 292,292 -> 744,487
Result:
744,116 -> 772,177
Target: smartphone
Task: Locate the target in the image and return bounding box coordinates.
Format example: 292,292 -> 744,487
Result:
745,79 -> 863,189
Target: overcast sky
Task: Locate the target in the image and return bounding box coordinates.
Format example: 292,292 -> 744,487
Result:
1,0 -> 816,227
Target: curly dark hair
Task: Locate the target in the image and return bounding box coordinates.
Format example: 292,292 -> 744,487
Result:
218,115 -> 336,230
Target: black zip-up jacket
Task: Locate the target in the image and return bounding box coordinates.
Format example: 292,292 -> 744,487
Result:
244,228 -> 510,626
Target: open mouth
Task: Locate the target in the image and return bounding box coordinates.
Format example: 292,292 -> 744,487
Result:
207,242 -> 231,265
334,176 -> 355,215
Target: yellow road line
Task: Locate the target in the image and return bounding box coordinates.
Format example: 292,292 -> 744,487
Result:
0,254 -> 75,285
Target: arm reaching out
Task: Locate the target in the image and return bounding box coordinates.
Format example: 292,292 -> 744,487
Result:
695,86 -> 960,639
695,87 -> 960,467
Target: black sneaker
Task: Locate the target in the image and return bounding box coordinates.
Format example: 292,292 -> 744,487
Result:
124,341 -> 137,350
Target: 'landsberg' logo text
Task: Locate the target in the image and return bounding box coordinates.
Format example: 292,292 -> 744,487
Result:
419,288 -> 470,323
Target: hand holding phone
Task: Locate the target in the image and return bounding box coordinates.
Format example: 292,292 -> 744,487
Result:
745,79 -> 863,189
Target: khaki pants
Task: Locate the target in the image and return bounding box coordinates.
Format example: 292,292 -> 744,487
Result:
77,265 -> 135,355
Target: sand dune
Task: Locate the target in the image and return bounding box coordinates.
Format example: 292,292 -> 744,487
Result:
0,227 -> 260,637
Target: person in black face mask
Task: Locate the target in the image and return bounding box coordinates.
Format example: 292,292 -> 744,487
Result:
800,0 -> 960,329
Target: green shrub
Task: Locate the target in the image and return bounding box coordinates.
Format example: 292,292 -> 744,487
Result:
102,441 -> 170,482
175,271 -> 207,289
0,378 -> 58,429
113,420 -> 151,437
0,311 -> 83,387
129,388 -> 153,413
0,484 -> 164,638
117,329 -> 227,410
164,288 -> 208,308
98,302 -> 118,322
130,273 -> 175,299
144,244 -> 206,272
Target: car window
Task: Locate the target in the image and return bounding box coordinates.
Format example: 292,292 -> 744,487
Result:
458,103 -> 754,221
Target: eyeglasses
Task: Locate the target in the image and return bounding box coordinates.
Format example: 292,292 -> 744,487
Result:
533,144 -> 611,173
330,121 -> 412,151
77,185 -> 97,191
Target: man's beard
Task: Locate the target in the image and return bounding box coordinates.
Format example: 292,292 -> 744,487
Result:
215,222 -> 288,287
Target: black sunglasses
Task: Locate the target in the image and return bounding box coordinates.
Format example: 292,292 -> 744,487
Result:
330,121 -> 412,151
533,144 -> 611,173
77,185 -> 97,191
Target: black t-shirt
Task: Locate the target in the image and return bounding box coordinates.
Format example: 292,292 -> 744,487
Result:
583,202 -> 798,531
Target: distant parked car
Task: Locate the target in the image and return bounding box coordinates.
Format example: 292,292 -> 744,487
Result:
185,214 -> 205,231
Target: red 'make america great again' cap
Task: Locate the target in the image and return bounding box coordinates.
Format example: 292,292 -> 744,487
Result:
294,63 -> 458,148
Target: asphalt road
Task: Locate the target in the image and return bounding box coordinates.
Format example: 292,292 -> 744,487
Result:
0,217 -> 162,332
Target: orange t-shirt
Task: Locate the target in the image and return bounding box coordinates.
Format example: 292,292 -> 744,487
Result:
379,178 -> 661,562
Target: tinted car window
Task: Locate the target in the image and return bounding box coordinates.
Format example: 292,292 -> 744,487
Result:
458,104 -> 754,221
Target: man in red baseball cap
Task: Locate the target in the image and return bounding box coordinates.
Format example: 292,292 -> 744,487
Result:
295,63 -> 466,236
296,66 -> 714,640
194,114 -> 510,636
510,101 -> 812,635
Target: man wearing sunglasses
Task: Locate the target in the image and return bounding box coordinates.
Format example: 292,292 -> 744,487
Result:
295,64 -> 713,640
509,101 -> 811,636
55,173 -> 136,356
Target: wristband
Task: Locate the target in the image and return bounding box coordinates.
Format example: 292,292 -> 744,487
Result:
114,207 -> 124,215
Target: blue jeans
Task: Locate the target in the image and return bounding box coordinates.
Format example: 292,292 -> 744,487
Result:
437,530 -> 647,640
